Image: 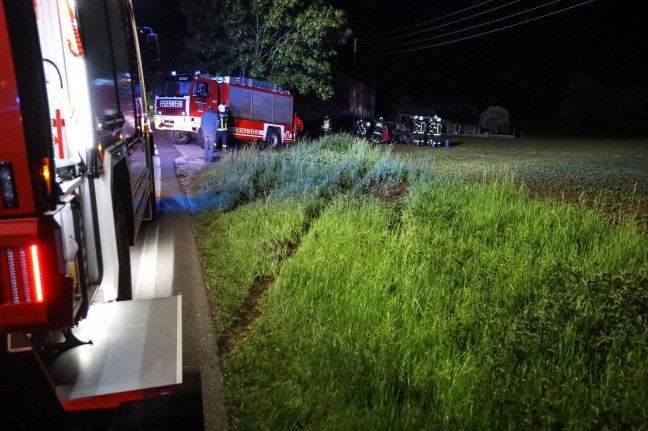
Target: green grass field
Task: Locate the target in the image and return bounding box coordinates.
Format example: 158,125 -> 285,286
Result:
394,136 -> 648,235
193,135 -> 647,430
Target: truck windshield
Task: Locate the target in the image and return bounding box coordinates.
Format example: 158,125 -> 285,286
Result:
156,81 -> 192,97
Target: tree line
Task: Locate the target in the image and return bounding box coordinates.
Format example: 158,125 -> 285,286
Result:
556,73 -> 648,136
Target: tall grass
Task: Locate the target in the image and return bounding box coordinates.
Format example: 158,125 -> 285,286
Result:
194,135 -> 422,211
194,136 -> 648,429
195,198 -> 314,333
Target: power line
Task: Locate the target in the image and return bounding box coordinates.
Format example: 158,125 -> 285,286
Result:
377,0 -> 565,51
361,0 -> 498,41
361,0 -> 524,45
376,0 -> 597,56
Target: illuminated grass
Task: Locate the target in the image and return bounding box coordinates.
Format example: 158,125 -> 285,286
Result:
194,136 -> 648,429
194,135 -> 422,212
394,136 -> 648,234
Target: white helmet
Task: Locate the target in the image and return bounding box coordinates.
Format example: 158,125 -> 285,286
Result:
365,121 -> 370,127
413,115 -> 418,120
218,104 -> 226,113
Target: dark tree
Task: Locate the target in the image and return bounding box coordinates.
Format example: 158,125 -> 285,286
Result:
180,0 -> 351,99
479,106 -> 510,135
555,73 -> 607,135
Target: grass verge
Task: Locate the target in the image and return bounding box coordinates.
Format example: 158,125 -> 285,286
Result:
194,135 -> 648,429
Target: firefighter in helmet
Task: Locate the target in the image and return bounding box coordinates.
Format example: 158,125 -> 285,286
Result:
426,118 -> 435,146
215,103 -> 229,152
321,114 -> 332,135
356,118 -> 369,139
412,116 -> 419,146
432,115 -> 443,147
414,115 -> 426,146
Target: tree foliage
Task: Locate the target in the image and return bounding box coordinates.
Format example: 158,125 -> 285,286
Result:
555,73 -> 648,136
555,73 -> 607,135
180,0 -> 351,99
479,106 -> 510,134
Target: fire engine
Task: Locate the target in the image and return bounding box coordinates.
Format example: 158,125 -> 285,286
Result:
154,74 -> 295,149
0,0 -> 181,411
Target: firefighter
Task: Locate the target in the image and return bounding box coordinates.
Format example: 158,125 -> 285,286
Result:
412,116 -> 420,146
215,103 -> 229,153
373,117 -> 384,143
432,115 -> 443,147
321,114 -> 332,135
357,118 -> 371,139
426,118 -> 435,146
413,116 -> 425,146
201,105 -> 218,162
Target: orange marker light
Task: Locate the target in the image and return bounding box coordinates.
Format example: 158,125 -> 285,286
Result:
41,158 -> 51,196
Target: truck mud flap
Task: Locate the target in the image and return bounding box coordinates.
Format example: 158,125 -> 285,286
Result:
33,296 -> 182,411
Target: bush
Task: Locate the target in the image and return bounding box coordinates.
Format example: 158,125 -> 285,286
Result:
479,106 -> 510,134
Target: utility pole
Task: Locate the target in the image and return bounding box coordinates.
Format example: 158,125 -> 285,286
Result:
352,37 -> 357,127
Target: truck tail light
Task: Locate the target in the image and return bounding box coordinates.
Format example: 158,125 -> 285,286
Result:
0,218 -> 74,333
2,244 -> 45,304
30,244 -> 44,302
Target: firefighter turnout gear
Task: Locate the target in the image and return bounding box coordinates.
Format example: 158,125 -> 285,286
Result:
373,117 -> 384,143
431,115 -> 443,147
356,119 -> 369,139
321,115 -> 332,134
414,116 -> 426,146
426,118 -> 435,146
216,103 -> 229,152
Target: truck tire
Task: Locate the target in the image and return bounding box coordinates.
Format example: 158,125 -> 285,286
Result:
197,129 -> 205,149
265,128 -> 282,150
113,195 -> 132,301
172,130 -> 190,145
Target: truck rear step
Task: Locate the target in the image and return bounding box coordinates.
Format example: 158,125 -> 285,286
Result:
33,295 -> 182,411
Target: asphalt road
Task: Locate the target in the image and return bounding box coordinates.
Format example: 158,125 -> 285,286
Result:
0,136 -> 227,430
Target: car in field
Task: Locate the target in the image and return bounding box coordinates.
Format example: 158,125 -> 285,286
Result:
385,121 -> 414,145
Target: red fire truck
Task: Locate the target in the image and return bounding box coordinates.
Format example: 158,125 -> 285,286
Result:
154,74 -> 295,149
0,0 -> 181,410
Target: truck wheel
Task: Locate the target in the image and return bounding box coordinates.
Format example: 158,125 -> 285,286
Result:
113,195 -> 133,301
172,130 -> 190,145
265,128 -> 282,150
197,129 -> 205,149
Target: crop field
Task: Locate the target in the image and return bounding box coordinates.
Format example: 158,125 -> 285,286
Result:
393,136 -> 648,236
192,135 -> 647,430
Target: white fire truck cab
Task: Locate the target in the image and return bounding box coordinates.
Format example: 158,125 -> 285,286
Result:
154,74 -> 295,149
0,0 -> 181,410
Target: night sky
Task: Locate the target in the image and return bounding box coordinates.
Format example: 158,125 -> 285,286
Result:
132,0 -> 647,122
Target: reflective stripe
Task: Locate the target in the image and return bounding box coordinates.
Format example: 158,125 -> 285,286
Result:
217,113 -> 228,131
